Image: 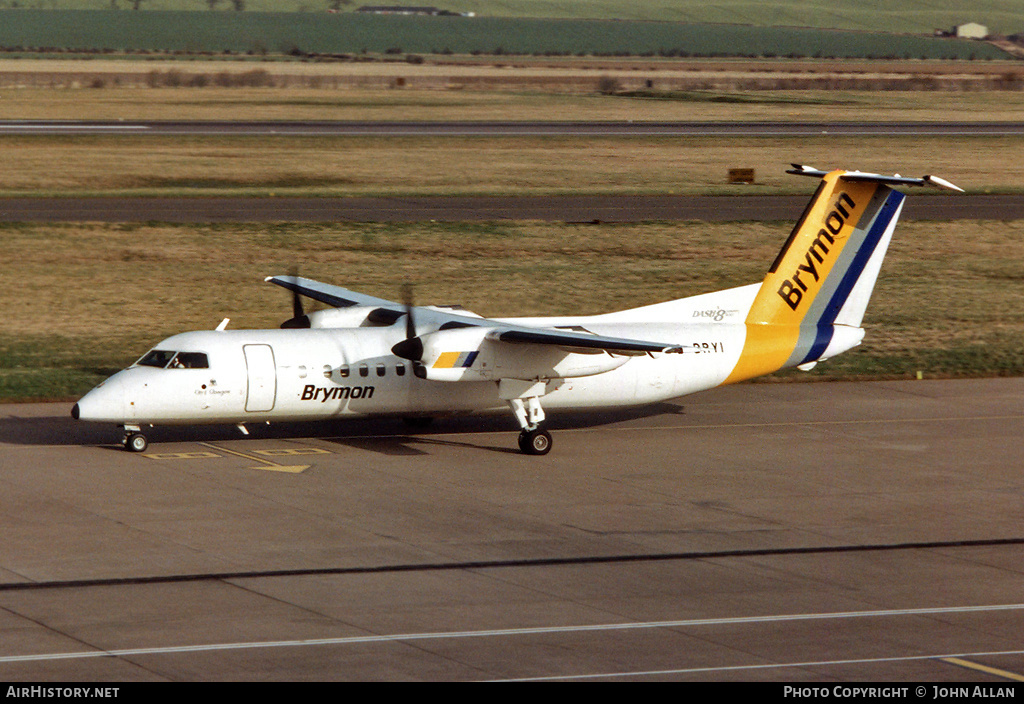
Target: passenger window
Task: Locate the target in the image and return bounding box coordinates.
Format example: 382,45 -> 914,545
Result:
396,363 -> 406,376
339,365 -> 350,378
323,365 -> 332,379
376,364 -> 386,377
359,364 -> 369,377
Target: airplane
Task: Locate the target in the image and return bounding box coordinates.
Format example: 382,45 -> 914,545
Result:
72,165 -> 962,455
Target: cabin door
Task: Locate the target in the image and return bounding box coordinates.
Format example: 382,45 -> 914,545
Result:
244,344 -> 277,412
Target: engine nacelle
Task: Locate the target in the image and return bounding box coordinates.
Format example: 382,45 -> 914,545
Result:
417,327 -> 630,382
306,307 -> 384,328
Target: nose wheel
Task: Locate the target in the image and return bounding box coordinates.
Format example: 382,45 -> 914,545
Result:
121,426 -> 148,453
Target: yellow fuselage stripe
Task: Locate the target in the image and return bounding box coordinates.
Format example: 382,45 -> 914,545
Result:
434,351 -> 462,368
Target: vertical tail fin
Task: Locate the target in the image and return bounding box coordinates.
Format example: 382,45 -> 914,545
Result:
751,169 -> 903,329
724,166 -> 961,384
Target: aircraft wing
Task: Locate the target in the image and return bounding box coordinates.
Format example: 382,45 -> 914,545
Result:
490,325 -> 682,355
267,275 -> 683,356
265,275 -> 402,310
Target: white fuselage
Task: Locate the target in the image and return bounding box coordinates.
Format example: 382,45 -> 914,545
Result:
73,284 -> 779,427
73,280 -> 867,429
74,323 -> 740,426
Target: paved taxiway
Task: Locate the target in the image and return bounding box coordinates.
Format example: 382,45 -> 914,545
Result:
0,377 -> 1022,681
1,194 -> 1020,223
3,120 -> 1023,136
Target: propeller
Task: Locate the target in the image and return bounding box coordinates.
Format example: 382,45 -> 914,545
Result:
391,283 -> 424,361
280,270 -> 311,329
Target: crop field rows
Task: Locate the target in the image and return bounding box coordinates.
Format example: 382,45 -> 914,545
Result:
0,10 -> 1012,61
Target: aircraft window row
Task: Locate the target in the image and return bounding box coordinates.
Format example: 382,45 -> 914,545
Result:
136,350 -> 209,369
329,363 -> 407,378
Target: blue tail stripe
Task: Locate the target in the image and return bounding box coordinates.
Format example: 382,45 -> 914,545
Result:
803,325 -> 835,364
821,190 -> 903,325
798,189 -> 904,365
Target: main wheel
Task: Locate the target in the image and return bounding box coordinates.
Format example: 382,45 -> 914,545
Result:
518,428 -> 552,456
124,433 -> 148,453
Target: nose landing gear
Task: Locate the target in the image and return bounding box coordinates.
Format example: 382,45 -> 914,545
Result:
121,425 -> 148,453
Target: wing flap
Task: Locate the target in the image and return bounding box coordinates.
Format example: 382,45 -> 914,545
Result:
492,327 -> 682,355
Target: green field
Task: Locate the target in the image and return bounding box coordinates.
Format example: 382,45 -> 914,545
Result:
3,219 -> 1022,402
0,9 -> 1010,59
1,1 -> 1022,37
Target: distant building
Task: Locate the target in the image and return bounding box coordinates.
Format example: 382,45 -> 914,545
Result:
955,23 -> 989,39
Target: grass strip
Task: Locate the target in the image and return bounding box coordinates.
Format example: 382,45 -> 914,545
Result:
3,219 -> 1021,401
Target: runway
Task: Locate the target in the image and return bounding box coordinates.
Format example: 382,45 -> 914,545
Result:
2,119 -> 1023,136
1,193 -> 1020,223
1,377 -> 1022,681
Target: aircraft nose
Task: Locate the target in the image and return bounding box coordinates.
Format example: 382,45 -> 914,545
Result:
73,376 -> 127,423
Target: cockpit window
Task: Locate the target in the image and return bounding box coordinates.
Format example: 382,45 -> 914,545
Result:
135,350 -> 209,369
136,350 -> 177,368
171,352 -> 209,369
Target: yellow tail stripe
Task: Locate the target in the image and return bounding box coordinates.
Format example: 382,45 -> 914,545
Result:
723,172 -> 882,385
749,174 -> 878,328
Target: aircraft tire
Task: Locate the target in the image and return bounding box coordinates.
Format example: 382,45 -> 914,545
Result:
125,433 -> 148,453
518,428 -> 552,456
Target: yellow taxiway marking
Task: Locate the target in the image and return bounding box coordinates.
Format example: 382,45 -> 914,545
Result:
941,657 -> 1024,681
198,443 -> 312,473
143,451 -> 221,461
251,448 -> 331,457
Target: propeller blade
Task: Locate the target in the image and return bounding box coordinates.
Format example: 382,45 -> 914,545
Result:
392,283 -> 423,360
401,283 -> 416,340
292,284 -> 305,320
280,270 -> 311,329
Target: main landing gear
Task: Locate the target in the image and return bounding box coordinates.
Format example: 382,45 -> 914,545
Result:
518,427 -> 552,455
507,393 -> 552,456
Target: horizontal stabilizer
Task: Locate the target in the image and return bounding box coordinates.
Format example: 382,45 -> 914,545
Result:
787,164 -> 964,192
